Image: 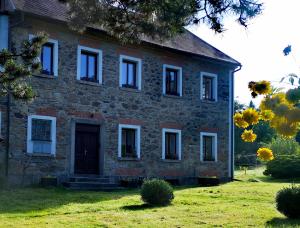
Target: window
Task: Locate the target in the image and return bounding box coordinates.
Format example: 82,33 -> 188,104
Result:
200,132 -> 217,162
119,55 -> 142,90
163,64 -> 182,96
200,72 -> 218,101
27,115 -> 56,155
77,45 -> 102,84
29,35 -> 58,76
162,128 -> 181,160
118,124 -> 141,159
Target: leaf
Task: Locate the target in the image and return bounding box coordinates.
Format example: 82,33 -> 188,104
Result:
280,77 -> 285,83
289,77 -> 295,85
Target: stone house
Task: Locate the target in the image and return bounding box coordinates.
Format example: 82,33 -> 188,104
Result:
0,0 -> 241,186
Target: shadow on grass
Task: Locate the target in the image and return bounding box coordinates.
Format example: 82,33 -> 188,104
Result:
121,203 -> 167,211
266,217 -> 300,227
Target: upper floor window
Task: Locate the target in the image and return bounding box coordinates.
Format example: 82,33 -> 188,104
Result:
163,64 -> 182,96
118,124 -> 141,159
27,115 -> 56,155
77,45 -> 102,84
119,55 -> 142,90
162,128 -> 182,160
200,72 -> 218,101
200,132 -> 217,162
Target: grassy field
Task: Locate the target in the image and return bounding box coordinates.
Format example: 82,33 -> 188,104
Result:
0,168 -> 299,227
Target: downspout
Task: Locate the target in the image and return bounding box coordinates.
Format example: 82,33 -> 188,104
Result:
231,65 -> 242,180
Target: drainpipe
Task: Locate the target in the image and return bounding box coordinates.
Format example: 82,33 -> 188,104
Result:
231,65 -> 242,180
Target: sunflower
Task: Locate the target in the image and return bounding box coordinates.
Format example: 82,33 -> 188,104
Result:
273,103 -> 291,117
234,113 -> 249,128
242,108 -> 259,125
260,110 -> 274,121
260,93 -> 290,111
257,148 -> 274,161
254,80 -> 272,95
286,108 -> 300,123
270,116 -> 299,137
241,129 -> 257,142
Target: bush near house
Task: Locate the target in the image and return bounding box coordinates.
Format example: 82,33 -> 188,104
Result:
141,179 -> 174,206
264,155 -> 300,179
276,185 -> 300,219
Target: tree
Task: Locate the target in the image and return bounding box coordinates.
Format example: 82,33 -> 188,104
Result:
60,0 -> 263,43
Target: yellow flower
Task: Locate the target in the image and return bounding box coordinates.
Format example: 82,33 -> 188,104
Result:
286,108 -> 300,123
254,80 -> 272,95
257,148 -> 274,161
273,103 -> 290,117
242,108 -> 259,125
260,93 -> 290,111
241,129 -> 257,142
260,110 -> 274,121
270,116 -> 299,137
234,113 -> 249,128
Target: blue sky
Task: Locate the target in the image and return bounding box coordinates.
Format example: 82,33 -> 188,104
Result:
189,0 -> 300,106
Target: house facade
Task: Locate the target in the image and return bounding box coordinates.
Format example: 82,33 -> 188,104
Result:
0,0 -> 240,185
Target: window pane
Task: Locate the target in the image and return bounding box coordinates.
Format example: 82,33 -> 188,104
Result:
128,63 -> 135,86
121,62 -> 127,85
32,119 -> 52,141
41,44 -> 53,75
122,60 -> 137,88
203,136 -> 214,161
121,129 -> 137,158
80,53 -> 87,78
203,77 -> 213,100
166,69 -> 178,95
88,55 -> 96,79
165,133 -> 177,160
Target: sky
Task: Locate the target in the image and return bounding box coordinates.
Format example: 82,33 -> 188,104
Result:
189,0 -> 300,106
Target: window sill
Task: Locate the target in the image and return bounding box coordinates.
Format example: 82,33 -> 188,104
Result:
27,153 -> 55,158
33,73 -> 57,79
119,87 -> 141,93
163,94 -> 182,99
161,159 -> 181,163
118,157 -> 141,161
76,80 -> 102,87
200,160 -> 218,163
201,99 -> 217,104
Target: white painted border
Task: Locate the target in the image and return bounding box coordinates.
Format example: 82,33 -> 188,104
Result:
118,124 -> 141,158
77,45 -> 103,84
163,64 -> 183,96
29,34 -> 59,77
200,132 -> 218,162
119,55 -> 142,90
200,72 -> 218,102
162,128 -> 182,160
27,115 -> 57,155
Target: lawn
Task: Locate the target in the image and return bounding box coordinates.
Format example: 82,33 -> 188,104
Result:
0,168 -> 299,228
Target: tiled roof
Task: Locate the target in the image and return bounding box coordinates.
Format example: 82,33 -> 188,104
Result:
10,0 -> 240,65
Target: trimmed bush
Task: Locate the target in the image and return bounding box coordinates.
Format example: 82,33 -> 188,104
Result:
264,155 -> 300,179
141,179 -> 174,206
276,186 -> 300,219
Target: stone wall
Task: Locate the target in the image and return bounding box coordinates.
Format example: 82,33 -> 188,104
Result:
1,14 -> 235,185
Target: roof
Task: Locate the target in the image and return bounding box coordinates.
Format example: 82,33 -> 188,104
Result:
9,0 -> 240,66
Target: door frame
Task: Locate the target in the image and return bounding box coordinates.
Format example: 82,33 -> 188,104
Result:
70,118 -> 104,176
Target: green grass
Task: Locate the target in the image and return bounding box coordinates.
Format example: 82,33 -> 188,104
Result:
0,169 -> 299,227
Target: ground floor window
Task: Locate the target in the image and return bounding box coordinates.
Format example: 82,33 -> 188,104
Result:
27,115 -> 56,155
162,128 -> 182,160
118,124 -> 141,159
200,132 -> 217,162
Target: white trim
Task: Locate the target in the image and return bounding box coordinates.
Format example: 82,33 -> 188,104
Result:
118,124 -> 141,158
27,115 -> 56,155
200,72 -> 218,102
162,128 -> 182,160
163,64 -> 183,96
77,45 -> 103,84
29,34 -> 59,77
229,70 -> 234,178
119,55 -> 142,90
200,132 -> 218,162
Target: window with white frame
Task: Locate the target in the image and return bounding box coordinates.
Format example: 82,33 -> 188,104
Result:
27,115 -> 56,155
29,35 -> 58,76
163,64 -> 182,96
118,124 -> 141,159
162,128 -> 181,160
200,132 -> 217,162
200,72 -> 218,101
77,45 -> 102,83
119,55 -> 142,90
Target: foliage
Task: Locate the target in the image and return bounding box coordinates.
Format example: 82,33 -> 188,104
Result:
0,33 -> 47,100
141,179 -> 174,206
257,148 -> 274,162
59,0 -> 263,43
262,136 -> 300,156
276,185 -> 300,219
264,155 -> 300,179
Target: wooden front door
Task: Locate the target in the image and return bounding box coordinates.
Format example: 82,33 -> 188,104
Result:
75,124 -> 100,175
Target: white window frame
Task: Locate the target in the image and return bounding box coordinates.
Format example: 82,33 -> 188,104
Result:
200,132 -> 218,162
119,55 -> 142,90
200,72 -> 218,102
29,34 -> 59,77
27,115 -> 57,155
77,45 -> 103,84
163,64 -> 183,97
162,128 -> 182,160
118,124 -> 141,159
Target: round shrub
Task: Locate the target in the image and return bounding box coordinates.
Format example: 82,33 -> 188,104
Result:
141,179 -> 174,206
276,186 -> 300,219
